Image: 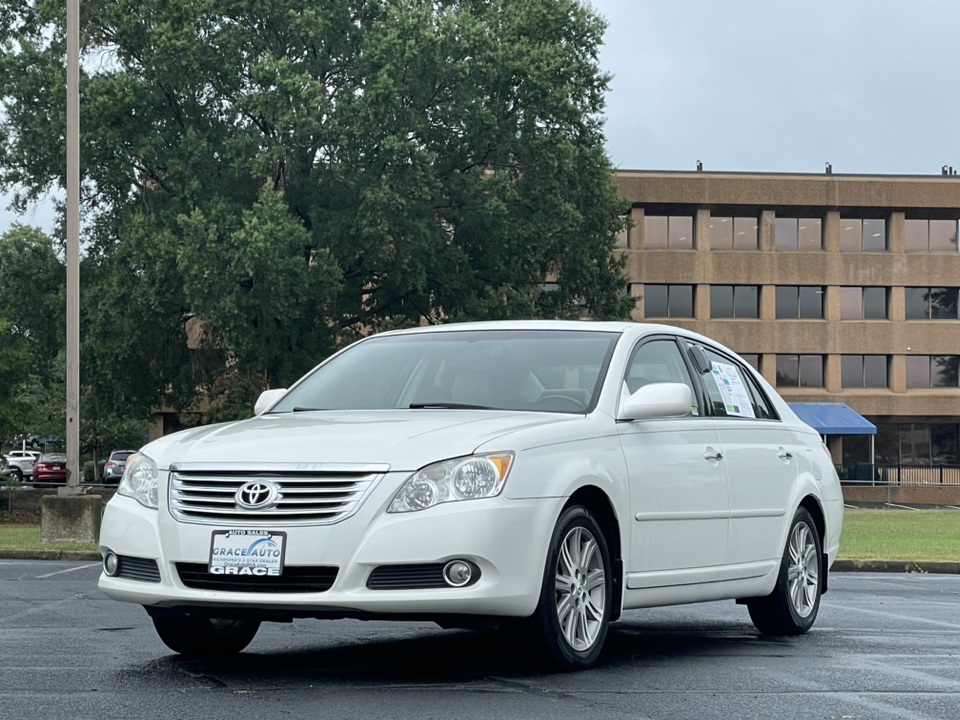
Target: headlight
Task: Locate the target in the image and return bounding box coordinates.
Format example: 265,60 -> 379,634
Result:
116,453 -> 159,509
388,453 -> 514,513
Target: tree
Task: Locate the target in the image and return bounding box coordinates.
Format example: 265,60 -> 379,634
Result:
0,0 -> 633,419
0,316 -> 31,442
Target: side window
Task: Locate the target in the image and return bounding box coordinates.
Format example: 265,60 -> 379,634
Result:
691,345 -> 777,420
742,371 -> 778,420
625,339 -> 699,416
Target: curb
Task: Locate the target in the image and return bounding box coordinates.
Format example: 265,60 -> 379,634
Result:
0,552 -> 956,574
831,559 -> 960,574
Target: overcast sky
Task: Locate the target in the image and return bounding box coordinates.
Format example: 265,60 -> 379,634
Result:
3,0 -> 960,234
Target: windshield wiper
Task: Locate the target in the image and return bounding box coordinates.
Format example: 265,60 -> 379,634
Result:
292,407 -> 328,412
409,403 -> 497,410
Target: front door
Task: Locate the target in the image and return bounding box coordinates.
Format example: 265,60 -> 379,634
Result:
617,338 -> 729,579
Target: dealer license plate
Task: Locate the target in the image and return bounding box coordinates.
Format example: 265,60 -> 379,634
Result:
208,529 -> 286,577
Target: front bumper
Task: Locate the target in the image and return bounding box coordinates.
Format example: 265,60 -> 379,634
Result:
97,479 -> 561,619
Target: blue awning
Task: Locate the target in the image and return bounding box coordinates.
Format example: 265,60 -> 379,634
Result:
788,403 -> 876,435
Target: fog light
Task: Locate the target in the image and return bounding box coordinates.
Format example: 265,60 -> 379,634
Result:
443,560 -> 474,587
104,552 -> 119,577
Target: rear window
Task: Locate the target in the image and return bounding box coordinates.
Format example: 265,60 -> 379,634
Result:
41,454 -> 66,462
111,452 -> 134,461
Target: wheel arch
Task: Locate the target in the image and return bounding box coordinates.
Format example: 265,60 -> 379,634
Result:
798,494 -> 828,594
562,485 -> 623,621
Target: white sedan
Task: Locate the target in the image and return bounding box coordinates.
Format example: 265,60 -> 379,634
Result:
98,321 -> 843,670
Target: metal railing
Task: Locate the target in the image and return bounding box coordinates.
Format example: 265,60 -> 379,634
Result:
835,463 -> 960,486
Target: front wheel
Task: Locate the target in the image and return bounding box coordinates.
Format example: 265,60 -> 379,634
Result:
747,507 -> 822,635
526,506 -> 612,671
152,615 -> 261,656
10,467 -> 23,483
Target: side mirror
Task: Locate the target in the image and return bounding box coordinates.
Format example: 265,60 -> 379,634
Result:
254,388 -> 288,416
619,382 -> 693,420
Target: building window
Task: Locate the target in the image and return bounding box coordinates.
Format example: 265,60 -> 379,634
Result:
775,217 -> 822,251
840,287 -> 888,319
875,423 -> 960,465
645,215 -> 694,250
739,353 -> 760,371
775,286 -> 824,319
643,284 -> 695,318
906,355 -> 960,388
840,218 -> 887,252
904,288 -> 960,320
775,354 -> 825,388
710,216 -> 758,250
710,285 -> 760,318
841,355 -> 889,388
905,219 -> 959,253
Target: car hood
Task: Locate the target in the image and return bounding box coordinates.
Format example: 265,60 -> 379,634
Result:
142,410 -> 582,472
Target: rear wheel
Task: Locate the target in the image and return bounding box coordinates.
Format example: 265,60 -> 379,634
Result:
10,467 -> 23,483
747,507 -> 822,635
152,615 -> 261,656
526,506 -> 612,670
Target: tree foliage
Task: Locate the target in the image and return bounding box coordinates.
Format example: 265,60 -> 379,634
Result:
0,0 -> 633,420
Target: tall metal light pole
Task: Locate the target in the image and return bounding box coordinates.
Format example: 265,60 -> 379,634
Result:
63,0 -> 80,495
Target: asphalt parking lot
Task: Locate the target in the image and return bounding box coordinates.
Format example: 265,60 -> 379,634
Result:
2,560 -> 959,720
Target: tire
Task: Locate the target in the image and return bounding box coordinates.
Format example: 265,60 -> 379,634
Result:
747,507 -> 822,635
152,616 -> 261,656
10,467 -> 23,483
526,506 -> 612,671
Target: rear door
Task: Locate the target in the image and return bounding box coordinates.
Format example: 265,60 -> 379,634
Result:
689,343 -> 797,568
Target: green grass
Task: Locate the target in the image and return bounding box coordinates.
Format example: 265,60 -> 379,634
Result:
838,508 -> 960,562
0,525 -> 98,553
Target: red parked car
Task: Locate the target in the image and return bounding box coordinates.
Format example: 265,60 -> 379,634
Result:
32,453 -> 68,486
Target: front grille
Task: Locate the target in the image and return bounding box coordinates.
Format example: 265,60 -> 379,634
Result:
168,462 -> 387,526
176,563 -> 338,593
367,564 -> 449,589
116,555 -> 161,583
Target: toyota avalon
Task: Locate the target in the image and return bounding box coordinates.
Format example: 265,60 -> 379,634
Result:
98,321 -> 843,670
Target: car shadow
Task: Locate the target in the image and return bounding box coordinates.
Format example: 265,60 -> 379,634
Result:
118,615 -> 803,686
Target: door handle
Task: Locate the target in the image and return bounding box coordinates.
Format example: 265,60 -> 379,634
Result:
778,450 -> 793,460
703,450 -> 723,461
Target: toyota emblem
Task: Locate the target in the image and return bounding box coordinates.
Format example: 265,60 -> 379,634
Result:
235,480 -> 280,510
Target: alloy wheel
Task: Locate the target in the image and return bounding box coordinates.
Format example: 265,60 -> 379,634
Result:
554,525 -> 606,651
787,521 -> 819,618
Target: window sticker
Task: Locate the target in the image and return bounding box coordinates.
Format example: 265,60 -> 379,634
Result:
710,362 -> 756,418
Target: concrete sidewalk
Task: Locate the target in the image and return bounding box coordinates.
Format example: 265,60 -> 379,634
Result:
0,549 -> 957,574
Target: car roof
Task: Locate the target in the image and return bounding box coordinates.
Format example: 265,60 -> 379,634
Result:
372,319 -> 716,342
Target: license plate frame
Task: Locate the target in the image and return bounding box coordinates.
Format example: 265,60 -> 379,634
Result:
208,529 -> 287,577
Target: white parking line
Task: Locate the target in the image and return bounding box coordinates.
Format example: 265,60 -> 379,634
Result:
823,601 -> 960,629
884,502 -> 920,511
34,563 -> 100,579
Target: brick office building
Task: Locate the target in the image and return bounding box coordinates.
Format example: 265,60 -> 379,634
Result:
613,170 -> 960,473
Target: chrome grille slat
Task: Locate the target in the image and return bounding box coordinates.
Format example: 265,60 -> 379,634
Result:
173,494 -> 237,504
178,504 -> 351,516
168,464 -> 385,526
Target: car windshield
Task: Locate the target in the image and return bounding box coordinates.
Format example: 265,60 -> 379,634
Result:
271,330 -> 621,414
